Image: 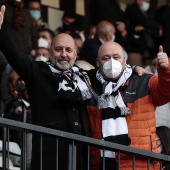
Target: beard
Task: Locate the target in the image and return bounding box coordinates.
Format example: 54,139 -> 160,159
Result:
54,58 -> 76,70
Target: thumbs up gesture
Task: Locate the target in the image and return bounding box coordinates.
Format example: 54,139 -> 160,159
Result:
157,45 -> 169,69
0,5 -> 5,29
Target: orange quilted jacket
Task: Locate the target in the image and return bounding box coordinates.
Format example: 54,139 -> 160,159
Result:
87,60 -> 170,170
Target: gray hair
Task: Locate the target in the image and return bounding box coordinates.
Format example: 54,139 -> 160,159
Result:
96,24 -> 109,36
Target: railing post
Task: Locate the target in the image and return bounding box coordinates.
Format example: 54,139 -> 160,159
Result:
56,138 -> 58,170
87,145 -> 90,170
102,148 -> 105,170
68,144 -> 72,170
118,151 -> 120,170
2,127 -> 6,170
21,102 -> 27,170
132,154 -> 135,170
147,158 -> 150,170
68,142 -> 77,170
73,143 -> 76,170
40,134 -> 42,170
21,129 -> 26,170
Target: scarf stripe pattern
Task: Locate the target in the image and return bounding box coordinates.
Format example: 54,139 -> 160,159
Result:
96,64 -> 132,168
46,62 -> 92,101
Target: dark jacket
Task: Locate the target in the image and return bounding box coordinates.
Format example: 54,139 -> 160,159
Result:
4,4 -> 37,54
89,0 -> 134,52
87,65 -> 170,170
0,26 -> 89,170
125,3 -> 160,37
79,37 -> 102,68
125,3 -> 160,53
90,0 -> 128,27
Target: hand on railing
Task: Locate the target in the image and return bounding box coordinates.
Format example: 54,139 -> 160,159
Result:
0,5 -> 5,30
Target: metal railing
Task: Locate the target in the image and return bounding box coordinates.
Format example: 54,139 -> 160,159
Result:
0,117 -> 170,170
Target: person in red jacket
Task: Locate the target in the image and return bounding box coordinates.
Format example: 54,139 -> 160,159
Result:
87,41 -> 170,170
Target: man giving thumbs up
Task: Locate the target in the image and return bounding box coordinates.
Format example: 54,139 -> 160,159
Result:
87,42 -> 170,170
157,45 -> 169,69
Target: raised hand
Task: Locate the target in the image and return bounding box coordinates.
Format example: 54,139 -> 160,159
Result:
157,45 -> 169,69
0,5 -> 5,29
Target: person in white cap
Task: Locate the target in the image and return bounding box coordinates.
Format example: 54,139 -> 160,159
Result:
34,38 -> 50,62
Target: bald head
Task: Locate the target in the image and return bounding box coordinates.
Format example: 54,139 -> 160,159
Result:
96,20 -> 116,42
98,41 -> 123,58
51,33 -> 76,50
96,20 -> 115,36
50,33 -> 77,70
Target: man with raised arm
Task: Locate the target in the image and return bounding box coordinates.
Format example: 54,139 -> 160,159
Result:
0,5 -> 92,170
0,5 -> 153,170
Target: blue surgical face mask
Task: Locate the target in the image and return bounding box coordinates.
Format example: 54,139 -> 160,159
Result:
124,50 -> 128,61
154,70 -> 158,76
30,10 -> 41,20
111,34 -> 115,42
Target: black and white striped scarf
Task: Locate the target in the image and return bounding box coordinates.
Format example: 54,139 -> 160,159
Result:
46,62 -> 92,104
96,64 -> 132,167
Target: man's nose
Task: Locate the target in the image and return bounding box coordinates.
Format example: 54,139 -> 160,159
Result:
61,49 -> 67,57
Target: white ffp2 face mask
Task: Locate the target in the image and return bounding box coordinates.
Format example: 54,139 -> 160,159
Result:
35,55 -> 48,62
38,38 -> 49,48
102,58 -> 122,79
140,2 -> 150,12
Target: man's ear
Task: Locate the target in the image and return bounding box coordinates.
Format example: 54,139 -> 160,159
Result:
74,50 -> 77,59
105,32 -> 110,41
123,56 -> 126,64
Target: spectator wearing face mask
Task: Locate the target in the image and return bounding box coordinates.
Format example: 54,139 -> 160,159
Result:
38,28 -> 55,49
125,0 -> 162,67
87,41 -> 170,170
34,38 -> 50,62
28,0 -> 49,31
154,0 -> 170,58
79,20 -> 116,68
3,0 -> 37,54
0,0 -> 37,114
89,0 -> 131,42
79,20 -> 128,68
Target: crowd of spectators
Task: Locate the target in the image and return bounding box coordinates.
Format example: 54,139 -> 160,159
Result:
0,0 -> 170,170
